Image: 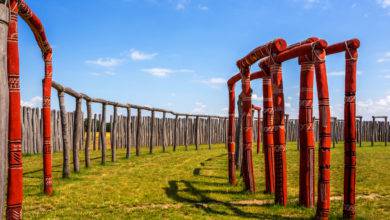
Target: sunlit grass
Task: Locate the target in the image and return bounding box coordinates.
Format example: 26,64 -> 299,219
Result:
22,141 -> 390,219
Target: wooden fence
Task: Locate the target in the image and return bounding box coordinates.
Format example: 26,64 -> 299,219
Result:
20,106 -> 389,155
20,107 -> 229,155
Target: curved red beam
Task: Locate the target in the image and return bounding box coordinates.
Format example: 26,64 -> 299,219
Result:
18,0 -> 54,196
326,39 -> 360,219
237,38 -> 287,69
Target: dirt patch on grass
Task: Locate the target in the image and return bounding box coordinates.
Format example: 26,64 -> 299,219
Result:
126,203 -> 183,211
231,193 -> 386,206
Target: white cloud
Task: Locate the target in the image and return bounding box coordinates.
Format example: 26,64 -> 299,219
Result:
200,77 -> 226,88
90,71 -> 117,76
22,96 -> 42,108
142,68 -> 194,77
377,0 -> 390,8
192,102 -> 206,114
221,107 -> 228,113
129,49 -> 157,61
142,68 -> 173,77
377,52 -> 390,63
357,94 -> 390,119
384,74 -> 390,79
291,0 -> 330,10
198,4 -> 209,10
85,58 -> 124,67
175,0 -> 190,10
328,70 -> 363,76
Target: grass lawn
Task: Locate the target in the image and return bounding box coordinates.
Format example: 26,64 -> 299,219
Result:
22,142 -> 390,219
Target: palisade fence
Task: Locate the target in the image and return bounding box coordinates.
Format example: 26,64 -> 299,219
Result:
20,106 -> 228,154
20,104 -> 389,156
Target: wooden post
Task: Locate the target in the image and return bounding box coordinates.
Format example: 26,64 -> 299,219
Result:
184,115 -> 188,150
195,116 -> 199,150
385,117 -> 388,147
371,116 -> 375,146
173,114 -> 178,151
126,107 -> 131,158
100,103 -> 107,165
149,110 -> 155,154
162,112 -> 166,152
135,108 -> 141,156
98,114 -> 102,150
6,1 -> 23,216
93,113 -> 97,151
208,116 -> 212,150
73,97 -> 82,172
84,101 -> 92,167
58,90 -> 70,178
111,105 -> 117,162
0,3 -> 8,217
359,117 -> 362,147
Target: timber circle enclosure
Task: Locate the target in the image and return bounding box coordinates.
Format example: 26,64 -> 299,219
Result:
0,0 -> 389,219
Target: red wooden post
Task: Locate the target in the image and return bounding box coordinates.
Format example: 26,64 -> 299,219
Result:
297,40 -> 316,208
227,81 -> 237,185
314,44 -> 332,219
262,73 -> 275,194
326,39 -> 360,219
240,66 -> 256,192
6,0 -> 23,217
269,61 -> 287,206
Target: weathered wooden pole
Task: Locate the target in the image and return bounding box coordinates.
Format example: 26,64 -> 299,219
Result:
111,105 -> 117,162
208,116 -> 212,150
184,115 -> 189,151
135,108 -> 141,156
93,113 -> 97,150
149,110 -> 155,154
0,2 -> 9,217
126,106 -> 131,158
173,114 -> 178,151
162,111 -> 166,152
57,89 -> 70,178
235,95 -> 243,170
195,116 -> 199,150
84,100 -> 92,167
357,116 -> 362,147
371,116 -> 375,146
100,103 -> 107,165
73,97 -> 82,172
385,117 -> 388,147
6,0 -> 24,216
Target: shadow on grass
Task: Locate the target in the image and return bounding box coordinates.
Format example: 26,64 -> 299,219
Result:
164,155 -> 303,219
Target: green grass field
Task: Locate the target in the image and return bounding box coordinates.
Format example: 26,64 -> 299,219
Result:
22,142 -> 390,219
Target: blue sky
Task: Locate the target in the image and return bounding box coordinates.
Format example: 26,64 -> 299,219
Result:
18,0 -> 390,119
